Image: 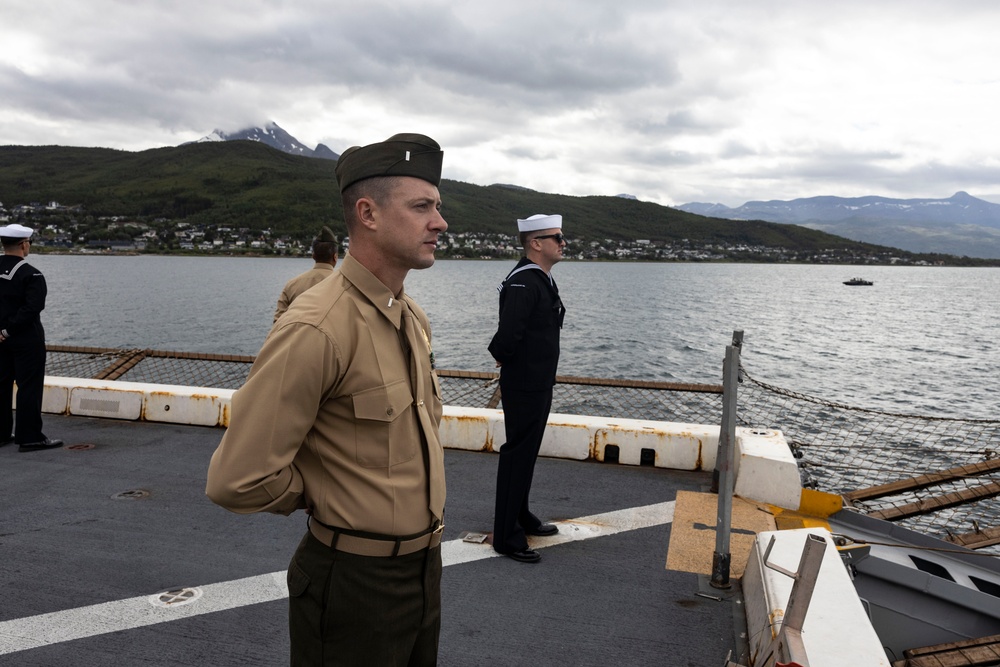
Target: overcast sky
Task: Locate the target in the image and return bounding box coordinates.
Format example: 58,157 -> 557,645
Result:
3,1 -> 999,207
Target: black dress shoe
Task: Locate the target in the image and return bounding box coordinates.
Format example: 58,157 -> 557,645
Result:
525,523 -> 558,536
18,438 -> 64,452
503,548 -> 541,563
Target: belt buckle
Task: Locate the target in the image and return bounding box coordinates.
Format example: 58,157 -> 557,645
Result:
427,522 -> 445,550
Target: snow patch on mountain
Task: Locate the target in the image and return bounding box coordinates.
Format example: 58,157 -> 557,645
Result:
190,122 -> 339,161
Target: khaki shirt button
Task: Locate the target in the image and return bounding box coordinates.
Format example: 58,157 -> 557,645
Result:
417,400 -> 425,406
386,407 -> 394,416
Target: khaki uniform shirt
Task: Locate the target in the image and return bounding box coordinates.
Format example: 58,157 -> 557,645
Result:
273,262 -> 335,323
207,254 -> 445,536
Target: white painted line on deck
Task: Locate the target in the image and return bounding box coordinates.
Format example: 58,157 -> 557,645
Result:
0,501 -> 675,656
445,500 -> 675,566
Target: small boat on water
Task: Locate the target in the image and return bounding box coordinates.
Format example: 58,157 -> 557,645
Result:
844,277 -> 874,286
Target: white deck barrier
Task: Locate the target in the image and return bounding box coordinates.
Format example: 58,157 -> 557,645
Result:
38,376 -> 802,508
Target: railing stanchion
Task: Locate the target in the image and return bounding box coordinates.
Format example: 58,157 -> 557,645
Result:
711,330 -> 743,589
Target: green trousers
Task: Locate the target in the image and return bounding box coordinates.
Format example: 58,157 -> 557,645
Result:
287,531 -> 442,666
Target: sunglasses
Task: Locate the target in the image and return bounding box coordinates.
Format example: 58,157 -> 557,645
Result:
533,233 -> 566,244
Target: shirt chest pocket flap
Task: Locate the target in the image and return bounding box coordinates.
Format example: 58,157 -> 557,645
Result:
351,379 -> 412,423
351,380 -> 416,467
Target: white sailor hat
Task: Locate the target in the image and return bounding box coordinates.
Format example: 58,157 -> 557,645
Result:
0,224 -> 33,239
517,214 -> 562,233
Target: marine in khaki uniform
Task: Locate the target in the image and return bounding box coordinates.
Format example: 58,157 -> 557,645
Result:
206,134 -> 448,666
273,225 -> 339,323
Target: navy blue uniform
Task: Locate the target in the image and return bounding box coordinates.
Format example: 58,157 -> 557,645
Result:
488,257 -> 566,554
0,255 -> 49,444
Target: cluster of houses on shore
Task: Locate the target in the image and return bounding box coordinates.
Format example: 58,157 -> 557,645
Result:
0,200 -> 943,265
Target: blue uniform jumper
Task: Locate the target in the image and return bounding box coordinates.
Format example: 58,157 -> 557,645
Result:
0,256 -> 49,444
488,257 -> 566,554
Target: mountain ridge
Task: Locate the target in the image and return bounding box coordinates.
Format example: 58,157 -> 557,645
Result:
191,121 -> 339,161
677,192 -> 1000,258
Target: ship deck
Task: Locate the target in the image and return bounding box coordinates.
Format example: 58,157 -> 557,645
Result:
0,414 -> 741,667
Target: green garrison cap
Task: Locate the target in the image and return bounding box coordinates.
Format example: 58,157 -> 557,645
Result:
317,226 -> 336,242
335,133 -> 443,193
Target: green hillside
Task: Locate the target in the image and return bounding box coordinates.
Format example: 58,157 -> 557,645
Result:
0,142 -> 342,236
0,141 -> 991,265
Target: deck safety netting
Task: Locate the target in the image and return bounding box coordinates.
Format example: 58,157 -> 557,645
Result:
47,347 -> 255,390
47,348 -> 127,381
739,368 -> 1000,551
44,346 -> 1000,549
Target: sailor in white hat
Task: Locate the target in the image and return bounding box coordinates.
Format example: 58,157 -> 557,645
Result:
0,223 -> 34,240
487,214 -> 567,563
0,223 -> 63,451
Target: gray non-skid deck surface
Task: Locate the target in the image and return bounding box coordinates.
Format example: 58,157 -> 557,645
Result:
2,414 -> 736,666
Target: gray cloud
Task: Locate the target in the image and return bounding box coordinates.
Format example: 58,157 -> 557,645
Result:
2,0 -> 1000,206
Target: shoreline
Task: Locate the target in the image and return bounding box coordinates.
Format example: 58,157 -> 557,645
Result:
28,249 -> 1000,267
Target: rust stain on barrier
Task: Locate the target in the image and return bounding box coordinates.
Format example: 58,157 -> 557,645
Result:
451,415 -> 488,425
679,431 -> 708,471
447,414 -> 495,452
590,431 -> 608,462
150,390 -> 218,403
767,610 -> 785,639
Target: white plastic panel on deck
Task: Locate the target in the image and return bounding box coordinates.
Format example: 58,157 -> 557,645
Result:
437,406 -> 499,453
56,379 -> 145,421
38,382 -> 69,415
733,428 -> 802,510
742,527 -> 890,666
144,387 -> 233,427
